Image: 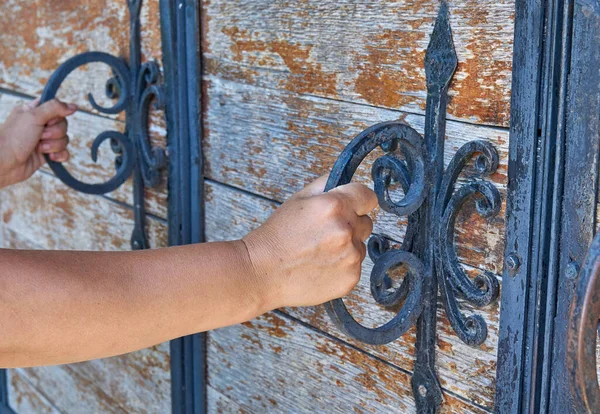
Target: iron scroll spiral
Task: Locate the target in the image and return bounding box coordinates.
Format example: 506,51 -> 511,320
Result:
435,140 -> 501,346
40,51 -> 135,195
324,121 -> 429,345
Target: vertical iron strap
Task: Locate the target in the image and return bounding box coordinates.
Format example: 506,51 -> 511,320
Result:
324,3 -> 500,412
160,0 -> 206,413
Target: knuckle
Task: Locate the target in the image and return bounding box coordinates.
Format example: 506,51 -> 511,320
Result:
347,248 -> 362,266
50,99 -> 66,112
320,195 -> 344,217
330,222 -> 353,246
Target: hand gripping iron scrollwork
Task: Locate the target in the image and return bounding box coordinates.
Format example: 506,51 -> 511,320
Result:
39,0 -> 164,250
324,3 -> 501,411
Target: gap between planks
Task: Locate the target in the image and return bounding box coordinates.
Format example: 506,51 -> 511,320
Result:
271,309 -> 495,413
204,177 -> 503,280
201,70 -> 512,133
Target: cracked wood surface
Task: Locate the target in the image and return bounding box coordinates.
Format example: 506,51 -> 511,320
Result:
205,179 -> 499,410
208,311 -> 491,413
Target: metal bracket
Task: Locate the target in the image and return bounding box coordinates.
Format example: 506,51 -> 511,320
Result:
324,3 -> 500,411
39,0 -> 166,250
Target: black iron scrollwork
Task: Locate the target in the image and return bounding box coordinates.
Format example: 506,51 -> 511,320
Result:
39,0 -> 165,250
567,232 -> 600,413
325,2 -> 501,411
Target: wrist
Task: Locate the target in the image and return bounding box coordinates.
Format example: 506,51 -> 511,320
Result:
238,232 -> 283,312
232,238 -> 279,315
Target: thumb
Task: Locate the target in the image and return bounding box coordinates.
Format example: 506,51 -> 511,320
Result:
33,99 -> 77,125
296,175 -> 329,198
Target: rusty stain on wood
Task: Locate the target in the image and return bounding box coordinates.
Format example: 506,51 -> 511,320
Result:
0,1 -> 163,114
204,179 -> 500,409
203,0 -> 514,127
7,370 -> 60,414
208,312 -> 491,413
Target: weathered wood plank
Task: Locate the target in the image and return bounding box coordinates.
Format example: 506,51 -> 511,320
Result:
203,0 -> 514,127
0,177 -> 171,413
0,0 -> 162,116
15,344 -> 171,414
207,386 -> 246,414
204,79 -> 508,275
0,171 -> 167,251
0,92 -> 168,221
205,180 -> 499,409
7,370 -> 61,414
209,312 -> 491,413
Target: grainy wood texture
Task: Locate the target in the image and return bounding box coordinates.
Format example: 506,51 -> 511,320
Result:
204,180 -> 499,409
208,312 -> 491,414
0,1 -> 171,410
0,171 -> 172,413
7,370 -> 61,414
202,0 -> 514,127
201,0 -> 513,412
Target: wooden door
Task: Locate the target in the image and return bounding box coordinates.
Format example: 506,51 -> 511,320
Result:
201,1 -> 512,412
0,1 -> 598,413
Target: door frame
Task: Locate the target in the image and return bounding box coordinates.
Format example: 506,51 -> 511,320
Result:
496,0 -> 600,412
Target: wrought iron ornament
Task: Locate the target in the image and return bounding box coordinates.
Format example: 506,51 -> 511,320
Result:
324,3 -> 500,411
39,0 -> 166,250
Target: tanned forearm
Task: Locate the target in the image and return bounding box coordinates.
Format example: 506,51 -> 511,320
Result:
0,241 -> 267,367
0,177 -> 377,368
0,99 -> 379,368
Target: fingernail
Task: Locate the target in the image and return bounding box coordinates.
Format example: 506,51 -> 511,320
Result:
41,143 -> 51,152
41,131 -> 51,139
67,103 -> 77,111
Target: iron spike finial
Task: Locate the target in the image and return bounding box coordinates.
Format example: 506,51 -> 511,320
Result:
425,1 -> 458,92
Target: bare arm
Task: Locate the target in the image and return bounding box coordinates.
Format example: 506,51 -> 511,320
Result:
0,99 -> 377,367
0,177 -> 376,367
0,241 -> 262,366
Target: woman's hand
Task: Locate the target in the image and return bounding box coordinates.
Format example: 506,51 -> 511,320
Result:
0,98 -> 77,189
242,176 -> 378,309
0,175 -> 377,367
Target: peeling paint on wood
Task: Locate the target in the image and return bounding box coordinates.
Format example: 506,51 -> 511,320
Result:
205,180 -> 499,409
0,172 -> 167,251
0,0 -> 163,117
15,344 -> 171,414
7,370 -> 60,414
208,312 -> 491,413
203,0 -> 514,127
203,79 -> 508,276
